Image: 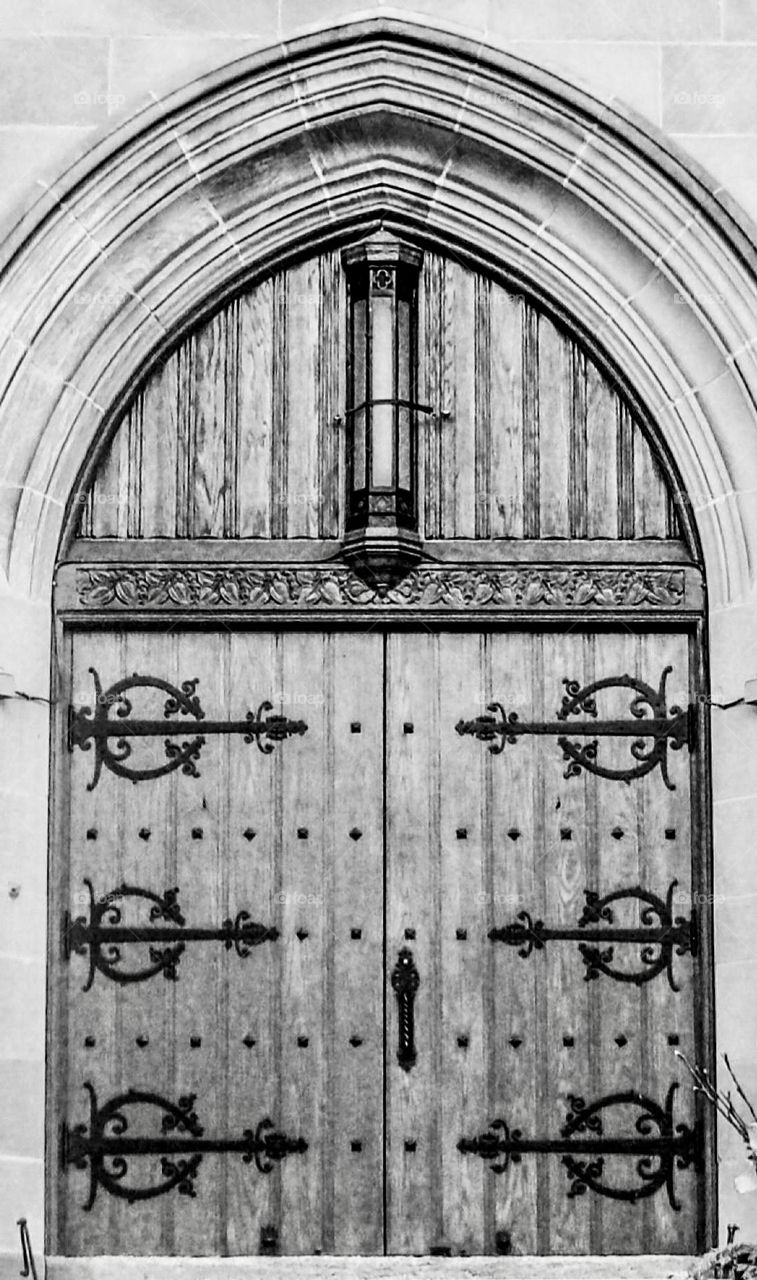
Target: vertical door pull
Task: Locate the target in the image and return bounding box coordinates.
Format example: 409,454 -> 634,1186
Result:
391,947 -> 420,1072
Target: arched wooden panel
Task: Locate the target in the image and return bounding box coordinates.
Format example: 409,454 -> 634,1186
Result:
76,249 -> 679,546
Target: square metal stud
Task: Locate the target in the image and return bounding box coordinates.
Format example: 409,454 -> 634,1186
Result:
495,1230 -> 512,1256
260,1226 -> 278,1256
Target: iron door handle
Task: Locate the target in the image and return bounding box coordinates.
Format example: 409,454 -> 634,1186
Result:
391,947 -> 420,1072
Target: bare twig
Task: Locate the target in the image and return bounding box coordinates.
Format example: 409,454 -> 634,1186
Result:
723,1053 -> 757,1128
675,1051 -> 750,1143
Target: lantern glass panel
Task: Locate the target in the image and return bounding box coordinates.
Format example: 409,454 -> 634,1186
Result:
352,293 -> 367,491
370,289 -> 395,488
397,290 -> 412,490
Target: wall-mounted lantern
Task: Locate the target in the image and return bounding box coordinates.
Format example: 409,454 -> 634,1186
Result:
341,232 -> 429,590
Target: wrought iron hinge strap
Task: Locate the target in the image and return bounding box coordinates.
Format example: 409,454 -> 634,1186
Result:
490,882 -> 697,990
63,881 -> 278,990
456,668 -> 692,789
62,1084 -> 307,1209
458,1085 -> 698,1207
68,669 -> 307,788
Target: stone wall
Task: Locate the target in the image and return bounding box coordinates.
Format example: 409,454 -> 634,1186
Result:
2,2 -> 757,1271
3,0 -> 757,235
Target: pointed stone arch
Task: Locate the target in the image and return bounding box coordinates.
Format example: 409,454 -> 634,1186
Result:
1,17 -> 756,625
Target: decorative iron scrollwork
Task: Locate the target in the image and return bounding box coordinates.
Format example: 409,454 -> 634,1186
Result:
458,1085 -> 698,1207
63,880 -> 279,990
391,947 -> 420,1072
490,881 -> 697,990
455,668 -> 692,789
62,1084 -> 308,1209
68,668 -> 308,788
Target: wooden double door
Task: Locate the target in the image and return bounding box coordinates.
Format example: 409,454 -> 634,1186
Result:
57,626 -> 702,1257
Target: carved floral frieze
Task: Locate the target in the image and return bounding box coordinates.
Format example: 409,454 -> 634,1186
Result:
72,564 -> 689,612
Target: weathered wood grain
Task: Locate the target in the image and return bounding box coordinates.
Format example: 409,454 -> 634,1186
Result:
78,252 -> 681,549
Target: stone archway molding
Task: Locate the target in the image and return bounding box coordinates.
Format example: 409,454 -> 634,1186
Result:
2,16 -> 757,654
4,21 -> 754,1271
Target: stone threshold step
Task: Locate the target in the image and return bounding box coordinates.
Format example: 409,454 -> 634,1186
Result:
44,1254 -> 695,1280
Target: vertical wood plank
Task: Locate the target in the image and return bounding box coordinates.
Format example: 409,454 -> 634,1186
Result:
537,315 -> 572,537
585,364 -> 619,538
617,403 -> 636,539
487,631 -> 539,1255
279,632 -> 327,1252
489,285 -> 524,539
140,354 -> 179,537
634,424 -> 671,538
270,273 -> 288,539
330,633 -> 384,1252
639,632 -> 697,1255
522,304 -> 540,539
284,260 -> 321,537
224,301 -> 240,538
437,632 -> 487,1252
64,634 -> 124,1252
236,280 -> 274,538
169,630 -> 224,1253
225,631 -> 279,1253
318,251 -> 343,539
420,253 -> 444,540
440,263 -> 476,538
190,312 -> 228,537
385,631 -> 439,1253
568,345 -> 587,538
590,630 -> 646,1255
175,340 -> 194,538
125,396 -> 143,538
89,415 -> 130,537
474,277 -> 491,540
540,630 -> 592,1254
